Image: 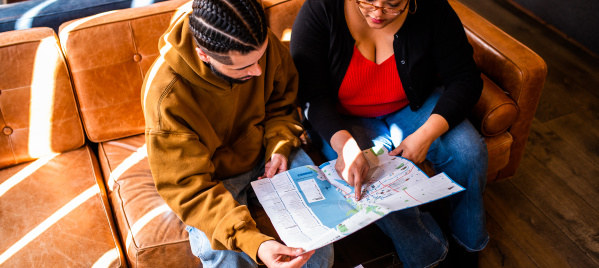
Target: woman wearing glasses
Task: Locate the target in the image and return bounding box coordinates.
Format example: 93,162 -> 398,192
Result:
290,0 -> 488,267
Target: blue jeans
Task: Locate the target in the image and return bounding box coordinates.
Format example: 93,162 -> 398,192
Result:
319,87 -> 489,268
186,148 -> 334,268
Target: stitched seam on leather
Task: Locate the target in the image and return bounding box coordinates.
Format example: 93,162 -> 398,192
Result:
127,21 -> 146,82
134,239 -> 195,250
0,39 -> 48,48
483,102 -> 519,136
17,0 -> 137,19
0,99 -> 17,164
85,145 -> 125,267
97,141 -> 139,259
147,130 -> 197,137
484,102 -> 518,121
63,10 -> 177,33
98,142 -> 123,244
263,0 -> 293,10
487,134 -> 513,151
58,40 -> 88,147
105,141 -> 140,152
115,169 -> 140,254
69,57 -> 144,72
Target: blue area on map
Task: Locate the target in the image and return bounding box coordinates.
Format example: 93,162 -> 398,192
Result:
287,166 -> 354,229
319,161 -> 356,196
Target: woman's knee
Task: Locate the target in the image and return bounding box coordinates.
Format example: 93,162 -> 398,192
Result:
444,121 -> 487,164
432,123 -> 488,186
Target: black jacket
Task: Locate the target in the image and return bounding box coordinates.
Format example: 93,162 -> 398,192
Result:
290,0 -> 483,143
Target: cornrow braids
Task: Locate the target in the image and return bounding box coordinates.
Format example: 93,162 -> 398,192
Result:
189,0 -> 268,64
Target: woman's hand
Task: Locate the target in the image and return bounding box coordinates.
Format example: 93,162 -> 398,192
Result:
390,131 -> 432,163
259,153 -> 288,179
331,130 -> 369,200
389,114 -> 449,163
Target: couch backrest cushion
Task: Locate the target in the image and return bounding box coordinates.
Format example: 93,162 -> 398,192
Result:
58,0 -> 190,143
0,27 -> 85,169
59,0 -> 306,143
262,0 -> 306,42
0,0 -> 172,34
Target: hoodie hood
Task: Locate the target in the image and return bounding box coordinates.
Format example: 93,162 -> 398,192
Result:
159,7 -> 232,90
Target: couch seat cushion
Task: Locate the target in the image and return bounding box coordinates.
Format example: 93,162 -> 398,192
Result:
0,145 -> 123,267
98,134 -> 286,267
97,134 -> 200,268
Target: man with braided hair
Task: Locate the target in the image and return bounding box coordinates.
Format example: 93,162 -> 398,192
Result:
142,0 -> 334,267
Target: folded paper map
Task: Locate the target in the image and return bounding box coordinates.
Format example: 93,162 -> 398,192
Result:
251,146 -> 464,252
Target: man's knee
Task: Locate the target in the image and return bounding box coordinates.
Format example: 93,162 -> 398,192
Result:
289,148 -> 315,168
307,244 -> 334,268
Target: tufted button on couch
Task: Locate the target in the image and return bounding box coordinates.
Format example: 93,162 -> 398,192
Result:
0,0 -> 546,267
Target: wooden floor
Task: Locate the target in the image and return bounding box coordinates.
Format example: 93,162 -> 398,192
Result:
332,0 -> 599,267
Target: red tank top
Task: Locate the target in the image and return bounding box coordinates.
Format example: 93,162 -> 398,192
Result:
338,46 -> 409,117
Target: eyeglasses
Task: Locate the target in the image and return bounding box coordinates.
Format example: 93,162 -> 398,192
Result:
356,0 -> 410,15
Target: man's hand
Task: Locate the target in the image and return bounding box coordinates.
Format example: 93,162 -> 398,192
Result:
331,130 -> 369,200
257,240 -> 315,268
259,153 -> 288,179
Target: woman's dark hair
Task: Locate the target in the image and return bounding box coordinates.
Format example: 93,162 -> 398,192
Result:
189,0 -> 268,64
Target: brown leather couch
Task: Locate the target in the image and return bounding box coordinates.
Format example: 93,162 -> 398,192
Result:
0,0 -> 546,267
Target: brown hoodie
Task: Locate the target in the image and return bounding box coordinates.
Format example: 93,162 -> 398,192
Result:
142,5 -> 303,263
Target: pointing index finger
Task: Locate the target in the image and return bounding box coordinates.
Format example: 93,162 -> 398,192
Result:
355,177 -> 362,201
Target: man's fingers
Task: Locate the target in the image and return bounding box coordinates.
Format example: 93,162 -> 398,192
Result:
266,159 -> 280,178
266,165 -> 277,178
279,246 -> 303,257
278,160 -> 288,173
284,250 -> 314,267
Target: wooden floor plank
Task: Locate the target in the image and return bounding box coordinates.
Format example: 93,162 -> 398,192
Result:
512,150 -> 599,265
458,0 -> 599,92
480,214 -> 539,267
484,181 -> 597,267
547,73 -> 599,126
545,113 -> 599,167
461,0 -> 599,72
452,1 -> 599,267
533,84 -> 574,123
525,118 -> 599,211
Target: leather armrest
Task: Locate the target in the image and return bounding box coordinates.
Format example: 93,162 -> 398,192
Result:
470,74 -> 519,137
450,0 -> 547,181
